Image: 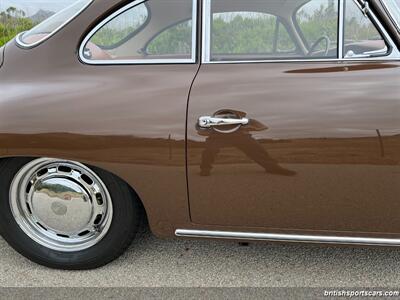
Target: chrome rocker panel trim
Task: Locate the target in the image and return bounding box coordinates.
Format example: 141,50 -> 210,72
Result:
175,229 -> 400,247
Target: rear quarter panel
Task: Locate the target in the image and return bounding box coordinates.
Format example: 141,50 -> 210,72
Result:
0,0 -> 198,238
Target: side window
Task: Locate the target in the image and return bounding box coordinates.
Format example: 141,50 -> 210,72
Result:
276,22 -> 297,54
344,0 -> 388,58
295,0 -> 339,58
209,5 -> 298,61
89,4 -> 149,50
146,20 -> 193,56
81,0 -> 196,63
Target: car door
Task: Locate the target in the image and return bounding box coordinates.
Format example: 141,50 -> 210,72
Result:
186,0 -> 400,235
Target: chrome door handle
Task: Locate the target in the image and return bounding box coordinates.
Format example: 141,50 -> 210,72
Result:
198,116 -> 249,128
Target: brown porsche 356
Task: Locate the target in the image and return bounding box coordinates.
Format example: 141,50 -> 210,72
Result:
0,0 -> 399,269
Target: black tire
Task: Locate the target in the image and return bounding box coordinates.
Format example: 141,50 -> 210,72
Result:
0,157 -> 141,270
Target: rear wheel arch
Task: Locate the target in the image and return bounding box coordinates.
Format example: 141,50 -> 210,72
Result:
0,156 -> 149,221
0,156 -> 152,269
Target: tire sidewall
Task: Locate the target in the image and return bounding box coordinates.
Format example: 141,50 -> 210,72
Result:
0,158 -> 140,269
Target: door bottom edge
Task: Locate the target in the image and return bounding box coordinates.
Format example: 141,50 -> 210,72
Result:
175,229 -> 400,246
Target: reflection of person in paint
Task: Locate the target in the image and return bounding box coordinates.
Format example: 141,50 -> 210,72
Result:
198,112 -> 296,177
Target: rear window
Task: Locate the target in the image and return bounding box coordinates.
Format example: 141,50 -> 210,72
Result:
17,0 -> 93,48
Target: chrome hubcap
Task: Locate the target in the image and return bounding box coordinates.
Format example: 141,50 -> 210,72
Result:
10,158 -> 113,252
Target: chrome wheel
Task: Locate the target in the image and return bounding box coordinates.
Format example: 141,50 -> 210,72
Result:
9,158 -> 113,252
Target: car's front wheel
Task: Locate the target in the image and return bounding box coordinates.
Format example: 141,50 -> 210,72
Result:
0,157 -> 141,269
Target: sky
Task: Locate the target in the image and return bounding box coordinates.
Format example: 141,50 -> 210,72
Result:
0,0 -> 75,16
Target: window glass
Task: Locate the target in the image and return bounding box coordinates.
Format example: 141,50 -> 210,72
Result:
344,0 -> 388,57
210,1 -> 298,61
295,0 -> 339,58
277,22 -> 297,54
83,0 -> 195,62
90,4 -> 149,49
19,0 -> 92,46
146,20 -> 193,56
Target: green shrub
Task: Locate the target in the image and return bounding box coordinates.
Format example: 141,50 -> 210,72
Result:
0,4 -> 381,53
0,8 -> 35,47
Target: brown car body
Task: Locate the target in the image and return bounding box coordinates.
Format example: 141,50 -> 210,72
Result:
0,0 -> 399,245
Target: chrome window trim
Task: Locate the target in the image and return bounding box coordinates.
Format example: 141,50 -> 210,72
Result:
338,0 -> 345,58
201,0 -> 400,64
175,229 -> 400,247
79,0 -> 198,65
364,1 -> 400,59
379,0 -> 400,32
16,0 -> 94,49
202,0 -> 211,63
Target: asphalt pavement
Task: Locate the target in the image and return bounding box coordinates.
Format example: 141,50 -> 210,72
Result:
0,226 -> 400,288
